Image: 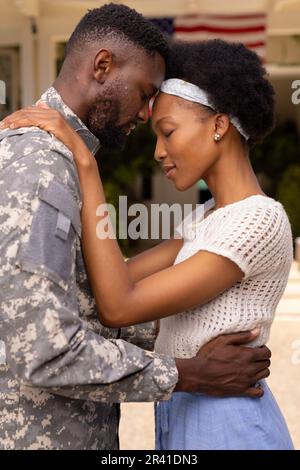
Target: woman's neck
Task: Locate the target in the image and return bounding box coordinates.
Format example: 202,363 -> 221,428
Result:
204,143 -> 265,210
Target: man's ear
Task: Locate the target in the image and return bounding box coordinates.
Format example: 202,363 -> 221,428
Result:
93,48 -> 114,84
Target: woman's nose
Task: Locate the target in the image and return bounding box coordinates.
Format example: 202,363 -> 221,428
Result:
154,141 -> 167,162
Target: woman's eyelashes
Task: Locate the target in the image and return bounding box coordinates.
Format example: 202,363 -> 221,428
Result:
163,129 -> 175,139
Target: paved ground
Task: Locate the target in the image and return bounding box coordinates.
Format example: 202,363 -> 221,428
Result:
120,262 -> 300,450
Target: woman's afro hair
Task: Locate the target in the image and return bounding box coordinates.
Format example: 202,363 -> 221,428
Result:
166,39 -> 275,146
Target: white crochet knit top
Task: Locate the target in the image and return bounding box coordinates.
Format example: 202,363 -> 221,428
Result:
155,195 -> 293,358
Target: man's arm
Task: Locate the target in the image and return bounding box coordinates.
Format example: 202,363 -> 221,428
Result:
5,252 -> 270,401
176,329 -> 271,397
4,269 -> 179,403
4,263 -> 270,401
119,322 -> 157,351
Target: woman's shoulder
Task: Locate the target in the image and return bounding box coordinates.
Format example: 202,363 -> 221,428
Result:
203,195 -> 292,243
214,194 -> 281,214
208,195 -> 287,224
199,195 -> 292,278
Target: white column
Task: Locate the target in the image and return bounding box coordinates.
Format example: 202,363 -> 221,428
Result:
295,99 -> 300,134
37,17 -> 74,95
38,23 -> 56,95
20,17 -> 36,106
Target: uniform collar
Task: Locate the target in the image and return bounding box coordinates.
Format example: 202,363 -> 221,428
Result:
40,86 -> 101,156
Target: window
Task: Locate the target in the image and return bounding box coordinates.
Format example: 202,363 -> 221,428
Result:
0,47 -> 20,119
56,42 -> 67,77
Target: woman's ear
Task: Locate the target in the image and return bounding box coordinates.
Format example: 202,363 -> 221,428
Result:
93,48 -> 114,84
214,114 -> 230,139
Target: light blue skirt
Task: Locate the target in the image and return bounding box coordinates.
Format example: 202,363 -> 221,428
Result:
155,381 -> 294,450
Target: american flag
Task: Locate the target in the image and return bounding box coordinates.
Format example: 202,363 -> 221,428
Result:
151,13 -> 267,60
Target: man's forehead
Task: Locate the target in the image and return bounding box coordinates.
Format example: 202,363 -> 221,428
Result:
135,54 -> 164,69
144,56 -> 165,88
121,50 -> 165,91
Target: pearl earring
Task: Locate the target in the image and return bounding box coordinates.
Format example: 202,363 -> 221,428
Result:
214,133 -> 222,141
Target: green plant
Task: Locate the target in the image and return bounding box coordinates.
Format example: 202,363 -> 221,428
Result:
277,165 -> 300,238
250,121 -> 300,197
99,121 -> 156,188
97,122 -> 157,255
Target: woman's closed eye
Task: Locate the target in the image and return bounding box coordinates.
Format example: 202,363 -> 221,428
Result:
163,129 -> 175,139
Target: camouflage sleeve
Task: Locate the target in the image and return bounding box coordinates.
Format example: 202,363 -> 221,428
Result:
119,322 -> 157,351
0,141 -> 178,403
4,272 -> 178,403
0,341 -> 6,366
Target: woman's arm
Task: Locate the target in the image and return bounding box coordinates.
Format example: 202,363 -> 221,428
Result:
0,106 -> 183,284
1,107 -> 244,328
126,238 -> 183,282
74,148 -> 243,328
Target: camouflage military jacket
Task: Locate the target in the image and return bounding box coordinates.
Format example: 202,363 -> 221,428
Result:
0,87 -> 178,450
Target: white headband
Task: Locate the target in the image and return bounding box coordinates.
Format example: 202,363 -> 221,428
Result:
160,78 -> 249,140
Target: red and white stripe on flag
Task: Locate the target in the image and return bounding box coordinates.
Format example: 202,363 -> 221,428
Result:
174,13 -> 267,60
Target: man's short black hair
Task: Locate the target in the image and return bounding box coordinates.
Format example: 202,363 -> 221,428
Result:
65,3 -> 169,61
166,39 -> 275,147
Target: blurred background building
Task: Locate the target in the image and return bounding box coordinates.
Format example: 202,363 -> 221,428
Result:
1,1 -> 300,247
1,2 -> 300,237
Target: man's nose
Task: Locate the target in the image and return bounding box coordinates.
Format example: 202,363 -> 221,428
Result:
137,102 -> 150,124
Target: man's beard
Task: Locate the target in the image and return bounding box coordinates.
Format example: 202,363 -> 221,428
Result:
86,93 -> 128,151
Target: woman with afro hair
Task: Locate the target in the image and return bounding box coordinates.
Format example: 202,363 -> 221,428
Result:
3,39 -> 294,449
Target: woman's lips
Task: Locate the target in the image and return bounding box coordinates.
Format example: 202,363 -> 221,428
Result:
163,164 -> 177,179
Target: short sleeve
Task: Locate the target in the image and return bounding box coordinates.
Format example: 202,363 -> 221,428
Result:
199,201 -> 292,279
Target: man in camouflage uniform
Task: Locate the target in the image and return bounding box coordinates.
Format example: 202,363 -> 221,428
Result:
0,5 -> 271,450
